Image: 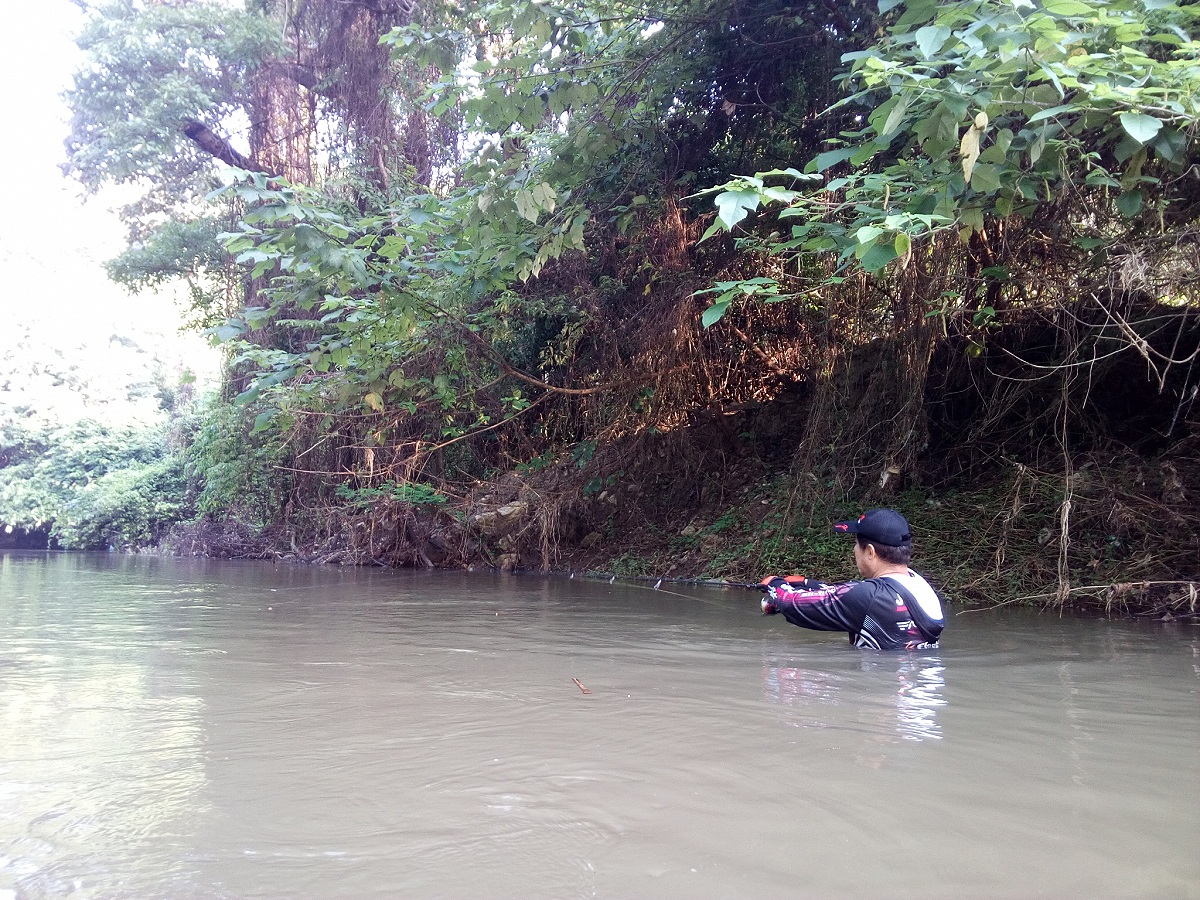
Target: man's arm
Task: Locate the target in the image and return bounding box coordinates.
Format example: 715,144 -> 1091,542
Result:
760,576 -> 867,633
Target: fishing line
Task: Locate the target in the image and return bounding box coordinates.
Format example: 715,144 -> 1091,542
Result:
569,571 -> 761,609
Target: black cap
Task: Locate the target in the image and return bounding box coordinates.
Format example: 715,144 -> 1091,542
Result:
833,508 -> 912,546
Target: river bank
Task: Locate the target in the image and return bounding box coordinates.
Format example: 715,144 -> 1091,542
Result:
160,429 -> 1200,621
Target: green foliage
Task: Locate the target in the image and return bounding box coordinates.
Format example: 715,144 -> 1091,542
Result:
66,0 -> 893,457
54,456 -> 189,551
334,482 -> 448,509
583,472 -> 621,497
694,275 -> 790,328
106,216 -> 237,328
184,399 -> 290,525
384,2 -> 665,209
0,392 -> 421,546
0,417 -> 191,550
209,169 -> 587,416
571,440 -> 597,468
515,450 -> 558,475
698,0 -> 1200,295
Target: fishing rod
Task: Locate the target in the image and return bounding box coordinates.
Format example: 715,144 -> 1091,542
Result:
711,579 -> 769,592
564,570 -> 768,601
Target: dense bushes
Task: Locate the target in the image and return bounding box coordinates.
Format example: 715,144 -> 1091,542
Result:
0,417 -> 188,550
53,455 -> 189,550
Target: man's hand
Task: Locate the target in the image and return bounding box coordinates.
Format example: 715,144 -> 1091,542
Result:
759,576 -> 783,614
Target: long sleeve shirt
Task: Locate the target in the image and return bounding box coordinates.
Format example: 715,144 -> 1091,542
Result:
762,570 -> 944,650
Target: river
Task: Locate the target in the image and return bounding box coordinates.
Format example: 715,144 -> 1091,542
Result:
0,552 -> 1197,899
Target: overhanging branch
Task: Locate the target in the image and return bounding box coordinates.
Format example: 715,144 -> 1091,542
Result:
181,119 -> 275,176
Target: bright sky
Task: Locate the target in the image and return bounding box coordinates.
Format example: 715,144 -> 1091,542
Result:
0,0 -> 218,425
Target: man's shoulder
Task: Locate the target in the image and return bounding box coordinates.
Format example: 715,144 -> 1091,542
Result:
880,569 -> 938,592
880,570 -> 944,620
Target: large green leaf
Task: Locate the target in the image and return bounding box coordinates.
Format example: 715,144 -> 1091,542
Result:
859,241 -> 900,271
1119,112 -> 1163,145
1116,190 -> 1144,217
701,301 -> 731,328
715,189 -> 762,230
251,411 -> 278,434
914,25 -> 951,60
969,163 -> 1003,195
881,96 -> 913,136
1042,0 -> 1095,15
809,147 -> 856,173
1027,104 -> 1078,124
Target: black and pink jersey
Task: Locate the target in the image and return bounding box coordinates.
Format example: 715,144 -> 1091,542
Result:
762,570 -> 944,650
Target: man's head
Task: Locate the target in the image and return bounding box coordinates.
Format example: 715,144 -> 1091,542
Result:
834,508 -> 913,572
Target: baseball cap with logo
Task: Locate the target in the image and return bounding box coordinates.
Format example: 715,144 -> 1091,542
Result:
833,508 -> 912,546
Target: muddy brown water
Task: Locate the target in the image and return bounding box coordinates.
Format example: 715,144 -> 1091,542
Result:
1,552 -> 1197,899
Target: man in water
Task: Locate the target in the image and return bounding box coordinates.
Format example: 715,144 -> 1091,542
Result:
760,508 -> 944,650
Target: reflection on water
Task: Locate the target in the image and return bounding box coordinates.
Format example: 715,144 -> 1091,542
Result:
0,554 -> 210,899
763,654 -> 946,741
1,552 -> 1198,900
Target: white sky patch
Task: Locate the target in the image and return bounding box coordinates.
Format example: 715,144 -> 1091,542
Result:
0,0 -> 219,426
